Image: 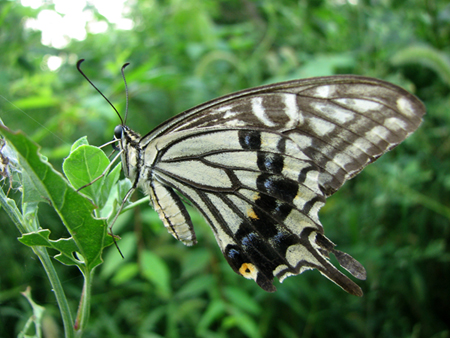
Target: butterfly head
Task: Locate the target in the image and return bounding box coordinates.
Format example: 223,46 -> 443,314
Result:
114,125 -> 124,140
113,123 -> 141,182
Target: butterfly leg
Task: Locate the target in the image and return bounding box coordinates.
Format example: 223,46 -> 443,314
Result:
77,150 -> 123,192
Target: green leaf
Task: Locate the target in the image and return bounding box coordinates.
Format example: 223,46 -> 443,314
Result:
63,143 -> 122,215
175,275 -> 215,300
99,162 -> 122,213
196,299 -> 226,335
0,125 -> 109,270
19,229 -> 82,267
111,262 -> 139,285
100,232 -> 137,280
391,45 -> 450,87
21,154 -> 53,204
63,144 -> 109,204
20,286 -> 45,338
140,250 -> 172,299
180,248 -> 211,279
222,310 -> 261,338
70,136 -> 90,152
22,202 -> 39,230
223,286 -> 261,316
0,186 -> 26,233
12,95 -> 59,110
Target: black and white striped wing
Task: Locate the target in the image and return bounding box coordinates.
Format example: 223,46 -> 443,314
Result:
131,76 -> 425,296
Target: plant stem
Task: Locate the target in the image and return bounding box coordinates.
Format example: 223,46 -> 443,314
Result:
1,190 -> 75,337
33,246 -> 75,338
75,268 -> 93,337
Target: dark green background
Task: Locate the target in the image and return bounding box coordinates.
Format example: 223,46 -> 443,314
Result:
1,0 -> 449,337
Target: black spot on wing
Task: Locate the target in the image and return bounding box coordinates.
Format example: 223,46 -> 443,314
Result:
235,221 -> 287,267
237,204 -> 298,262
224,243 -> 276,292
302,196 -> 324,215
256,173 -> 298,203
238,130 -> 261,150
235,222 -> 271,250
254,194 -> 292,221
223,189 -> 308,292
250,195 -> 298,255
277,137 -> 286,153
298,165 -> 317,184
257,152 -> 284,174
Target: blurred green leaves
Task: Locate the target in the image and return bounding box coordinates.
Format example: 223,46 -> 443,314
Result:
391,45 -> 450,87
1,0 -> 450,337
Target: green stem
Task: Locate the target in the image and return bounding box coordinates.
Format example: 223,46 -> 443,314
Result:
121,196 -> 150,213
1,190 -> 75,337
33,246 -> 75,338
75,268 -> 93,337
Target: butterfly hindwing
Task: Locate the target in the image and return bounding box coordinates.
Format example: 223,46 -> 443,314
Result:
116,75 -> 425,295
148,179 -> 196,246
138,128 -> 361,295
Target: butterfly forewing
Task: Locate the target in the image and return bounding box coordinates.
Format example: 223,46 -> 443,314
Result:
116,75 -> 425,296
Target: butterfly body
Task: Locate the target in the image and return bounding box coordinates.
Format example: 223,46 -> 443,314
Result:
112,75 -> 425,296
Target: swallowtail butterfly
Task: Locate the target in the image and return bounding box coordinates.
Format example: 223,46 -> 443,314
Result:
79,61 -> 425,296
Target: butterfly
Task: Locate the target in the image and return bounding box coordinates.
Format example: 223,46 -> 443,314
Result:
78,60 -> 425,296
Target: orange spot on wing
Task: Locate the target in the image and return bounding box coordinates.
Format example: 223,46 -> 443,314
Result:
239,262 -> 257,279
247,208 -> 259,220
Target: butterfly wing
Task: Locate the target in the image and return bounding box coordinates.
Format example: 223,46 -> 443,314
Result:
134,75 -> 425,295
142,75 -> 424,196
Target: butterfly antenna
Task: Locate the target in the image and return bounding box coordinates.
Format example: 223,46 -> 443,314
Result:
76,59 -> 124,125
121,63 -> 130,125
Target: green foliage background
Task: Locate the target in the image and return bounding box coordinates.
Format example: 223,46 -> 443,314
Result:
1,0 -> 449,337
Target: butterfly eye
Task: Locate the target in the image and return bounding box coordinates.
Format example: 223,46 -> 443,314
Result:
114,125 -> 123,139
